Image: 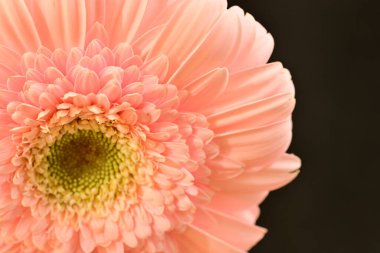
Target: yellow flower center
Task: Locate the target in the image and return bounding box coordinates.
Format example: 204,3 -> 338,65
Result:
27,120 -> 142,217
46,129 -> 125,192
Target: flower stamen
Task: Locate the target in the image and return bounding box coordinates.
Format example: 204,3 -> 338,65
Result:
25,119 -> 142,217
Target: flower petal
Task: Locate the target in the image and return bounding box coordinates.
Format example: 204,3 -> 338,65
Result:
169,7 -> 240,85
148,0 -> 226,81
214,119 -> 293,169
0,46 -> 21,83
192,208 -> 267,250
0,0 -> 41,52
212,153 -> 301,192
206,62 -> 295,114
102,0 -> 148,47
180,68 -> 228,111
208,93 -> 295,133
175,225 -> 246,253
26,0 -> 86,49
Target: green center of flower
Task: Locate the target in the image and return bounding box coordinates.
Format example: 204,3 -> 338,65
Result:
46,130 -> 123,192
26,120 -> 142,216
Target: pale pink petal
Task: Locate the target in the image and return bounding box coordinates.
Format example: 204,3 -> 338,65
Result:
175,225 -> 246,253
206,156 -> 245,181
0,90 -> 20,109
205,62 -> 294,114
213,119 -> 293,169
80,225 -> 96,253
74,69 -> 101,94
192,208 -> 267,250
180,68 -> 228,111
212,154 -> 301,192
0,137 -> 16,164
226,8 -> 275,72
102,0 -> 148,47
168,8 -> 240,85
142,54 -> 169,82
85,0 -> 106,29
100,241 -> 124,253
0,46 -> 21,83
85,22 -> 109,47
147,0 -> 226,80
14,214 -> 34,241
25,0 -> 86,49
208,93 -> 295,133
54,224 -> 74,243
0,1 -> 41,52
132,25 -> 165,58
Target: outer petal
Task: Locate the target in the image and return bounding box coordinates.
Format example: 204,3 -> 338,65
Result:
0,46 -> 22,83
175,225 -> 246,253
213,119 -> 293,169
180,68 -> 229,111
204,62 -> 295,115
168,7 -> 239,86
208,154 -> 300,225
208,93 -> 295,134
191,208 -> 267,250
226,7 -> 275,73
85,0 -> 149,47
168,5 -> 275,87
25,0 -> 87,49
211,154 -> 301,193
147,0 -> 227,81
0,0 -> 41,52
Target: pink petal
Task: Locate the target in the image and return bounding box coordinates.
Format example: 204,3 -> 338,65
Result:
103,0 -> 148,47
132,25 -> 165,57
79,224 -> 96,253
54,224 -> 74,243
85,22 -> 109,47
0,46 -> 21,83
0,137 -> 16,165
121,230 -> 137,248
213,119 -> 293,169
0,1 -> 41,52
142,54 -> 169,82
180,68 -> 228,111
206,156 -> 245,181
113,43 -> 134,66
169,8 -> 240,85
208,93 -> 295,133
148,0 -> 226,81
192,208 -> 267,250
102,241 -> 124,253
175,225 -> 246,253
98,80 -> 122,102
0,89 -> 19,109
226,8 -> 274,72
84,0 -> 106,28
207,62 -> 294,113
104,217 -> 119,242
74,68 -> 101,94
213,154 -> 301,193
15,214 -> 34,241
25,0 -> 86,49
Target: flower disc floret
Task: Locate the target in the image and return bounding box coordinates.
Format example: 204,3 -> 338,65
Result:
24,119 -> 140,217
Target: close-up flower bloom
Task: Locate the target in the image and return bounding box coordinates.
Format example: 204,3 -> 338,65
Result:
0,0 -> 300,252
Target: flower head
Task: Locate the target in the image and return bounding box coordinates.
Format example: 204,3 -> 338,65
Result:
0,0 -> 300,252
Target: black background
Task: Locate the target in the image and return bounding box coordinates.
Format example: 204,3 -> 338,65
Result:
227,1 -> 380,253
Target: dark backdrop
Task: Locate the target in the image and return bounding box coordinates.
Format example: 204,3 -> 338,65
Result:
227,1 -> 380,253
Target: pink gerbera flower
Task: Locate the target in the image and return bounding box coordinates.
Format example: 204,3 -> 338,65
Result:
0,0 -> 300,252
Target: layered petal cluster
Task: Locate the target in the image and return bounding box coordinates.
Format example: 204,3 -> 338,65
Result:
0,0 -> 300,252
